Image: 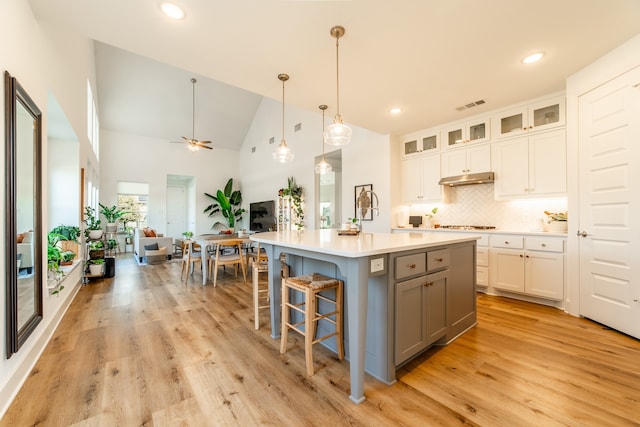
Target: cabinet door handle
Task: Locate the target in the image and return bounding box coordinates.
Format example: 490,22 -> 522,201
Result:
504,241 -> 510,245
435,257 -> 444,262
525,255 -> 529,258
408,263 -> 417,269
541,243 -> 546,247
424,281 -> 433,287
577,230 -> 588,237
519,254 -> 524,258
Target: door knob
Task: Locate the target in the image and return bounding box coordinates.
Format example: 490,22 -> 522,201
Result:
577,230 -> 588,237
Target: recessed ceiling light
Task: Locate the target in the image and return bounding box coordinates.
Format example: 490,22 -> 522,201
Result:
161,3 -> 185,20
522,52 -> 544,64
390,107 -> 402,115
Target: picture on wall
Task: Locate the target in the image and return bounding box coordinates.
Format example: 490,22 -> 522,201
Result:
354,184 -> 373,221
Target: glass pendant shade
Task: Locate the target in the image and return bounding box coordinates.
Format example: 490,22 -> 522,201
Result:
273,73 -> 294,163
315,158 -> 332,174
273,140 -> 294,163
325,116 -> 352,146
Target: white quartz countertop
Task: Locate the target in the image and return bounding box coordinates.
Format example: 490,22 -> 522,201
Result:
250,229 -> 480,258
391,227 -> 567,237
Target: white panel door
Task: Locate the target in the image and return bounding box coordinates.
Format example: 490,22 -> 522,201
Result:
166,185 -> 186,239
578,66 -> 640,339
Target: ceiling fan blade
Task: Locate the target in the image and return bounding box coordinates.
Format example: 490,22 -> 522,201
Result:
198,144 -> 213,150
197,140 -> 212,144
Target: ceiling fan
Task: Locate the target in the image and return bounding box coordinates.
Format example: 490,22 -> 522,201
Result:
172,77 -> 213,151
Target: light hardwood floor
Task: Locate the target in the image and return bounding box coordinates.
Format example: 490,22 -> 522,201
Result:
2,254 -> 639,426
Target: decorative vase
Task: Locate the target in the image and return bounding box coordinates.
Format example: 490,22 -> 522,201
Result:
105,223 -> 117,232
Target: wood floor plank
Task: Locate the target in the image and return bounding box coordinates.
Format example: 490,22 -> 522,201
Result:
2,255 -> 639,426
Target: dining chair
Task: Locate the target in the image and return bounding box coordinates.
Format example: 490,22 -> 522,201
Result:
208,239 -> 247,287
246,241 -> 268,273
181,239 -> 203,281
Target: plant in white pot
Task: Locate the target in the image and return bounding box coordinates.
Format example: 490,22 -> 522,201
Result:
544,210 -> 568,233
88,258 -> 105,276
99,203 -> 128,232
83,206 -> 103,240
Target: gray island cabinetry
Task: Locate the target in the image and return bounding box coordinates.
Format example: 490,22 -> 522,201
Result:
251,230 -> 478,404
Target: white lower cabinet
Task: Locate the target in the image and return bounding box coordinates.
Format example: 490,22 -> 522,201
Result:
476,235 -> 489,287
489,235 -> 565,300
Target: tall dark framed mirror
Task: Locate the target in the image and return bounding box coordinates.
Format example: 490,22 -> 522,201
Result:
5,71 -> 43,358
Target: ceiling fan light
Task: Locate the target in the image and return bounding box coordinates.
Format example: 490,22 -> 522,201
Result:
272,140 -> 294,163
187,143 -> 199,152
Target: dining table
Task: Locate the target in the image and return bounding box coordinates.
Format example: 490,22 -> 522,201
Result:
193,233 -> 252,285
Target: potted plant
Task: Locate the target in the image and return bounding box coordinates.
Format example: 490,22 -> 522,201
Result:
281,176 -> 304,230
84,206 -> 103,239
88,258 -> 105,276
182,231 -> 194,239
425,207 -> 438,228
89,239 -> 105,258
99,203 -> 128,232
50,224 -> 81,258
106,239 -> 118,256
204,178 -> 246,232
544,210 -> 568,233
47,232 -> 65,294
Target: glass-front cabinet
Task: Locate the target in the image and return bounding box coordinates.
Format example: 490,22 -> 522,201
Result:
402,127 -> 440,157
492,95 -> 565,139
442,117 -> 490,149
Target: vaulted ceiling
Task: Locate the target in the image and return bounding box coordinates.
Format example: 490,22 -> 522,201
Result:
29,0 -> 640,150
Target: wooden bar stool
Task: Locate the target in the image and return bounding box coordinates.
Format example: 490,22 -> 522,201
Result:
280,273 -> 344,376
252,258 -> 270,330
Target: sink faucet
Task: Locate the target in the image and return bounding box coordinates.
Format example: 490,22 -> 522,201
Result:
356,190 -> 379,231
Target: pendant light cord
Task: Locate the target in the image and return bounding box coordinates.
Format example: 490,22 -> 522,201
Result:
335,37 -> 340,116
191,78 -> 196,140
281,78 -> 285,142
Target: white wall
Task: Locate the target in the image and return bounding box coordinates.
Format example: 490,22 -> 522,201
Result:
48,137 -> 81,227
99,129 -> 241,236
238,97 -> 392,233
0,0 -> 98,417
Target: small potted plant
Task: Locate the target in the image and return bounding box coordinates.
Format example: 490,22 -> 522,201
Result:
84,206 -> 103,239
106,239 -> 118,256
99,203 -> 128,232
425,207 -> 438,228
182,231 -> 194,239
47,232 -> 66,294
88,258 -> 105,276
89,239 -> 105,258
544,211 -> 568,233
50,224 -> 81,259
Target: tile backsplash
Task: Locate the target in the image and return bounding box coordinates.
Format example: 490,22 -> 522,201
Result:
399,184 -> 568,232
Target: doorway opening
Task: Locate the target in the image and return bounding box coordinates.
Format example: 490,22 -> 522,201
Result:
315,150 -> 342,229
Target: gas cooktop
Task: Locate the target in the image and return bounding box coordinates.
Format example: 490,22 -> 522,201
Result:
439,225 -> 497,230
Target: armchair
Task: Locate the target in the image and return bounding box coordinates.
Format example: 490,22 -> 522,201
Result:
133,228 -> 173,263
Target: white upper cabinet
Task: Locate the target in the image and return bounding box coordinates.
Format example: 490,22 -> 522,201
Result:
492,95 -> 565,139
492,129 -> 566,199
402,128 -> 440,157
441,145 -> 491,177
442,117 -> 490,149
401,155 -> 442,203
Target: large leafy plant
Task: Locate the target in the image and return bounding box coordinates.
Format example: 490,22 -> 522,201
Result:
204,178 -> 246,229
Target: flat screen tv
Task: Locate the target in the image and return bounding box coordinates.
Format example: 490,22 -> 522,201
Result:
249,200 -> 276,232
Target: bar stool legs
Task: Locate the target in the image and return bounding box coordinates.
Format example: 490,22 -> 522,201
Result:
280,273 -> 344,376
252,259 -> 270,330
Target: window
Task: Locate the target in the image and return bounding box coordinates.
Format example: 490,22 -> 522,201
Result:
117,181 -> 150,232
87,80 -> 100,159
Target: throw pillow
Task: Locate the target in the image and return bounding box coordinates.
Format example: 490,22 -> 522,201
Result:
143,228 -> 157,237
144,243 -> 159,251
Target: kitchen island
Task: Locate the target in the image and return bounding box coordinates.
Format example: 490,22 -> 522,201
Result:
251,229 -> 479,403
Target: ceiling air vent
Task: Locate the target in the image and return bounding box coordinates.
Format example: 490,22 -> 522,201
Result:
251,146 -> 256,153
456,99 -> 486,112
269,136 -> 275,144
294,122 -> 302,132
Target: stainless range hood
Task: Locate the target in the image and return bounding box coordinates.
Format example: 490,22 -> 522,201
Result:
438,171 -> 495,187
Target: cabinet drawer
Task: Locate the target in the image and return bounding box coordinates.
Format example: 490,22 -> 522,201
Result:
477,247 -> 489,266
427,249 -> 450,272
395,253 -> 426,279
525,237 -> 564,253
490,235 -> 524,249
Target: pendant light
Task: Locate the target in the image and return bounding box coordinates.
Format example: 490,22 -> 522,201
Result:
315,105 -> 332,174
325,25 -> 352,146
273,73 -> 294,163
